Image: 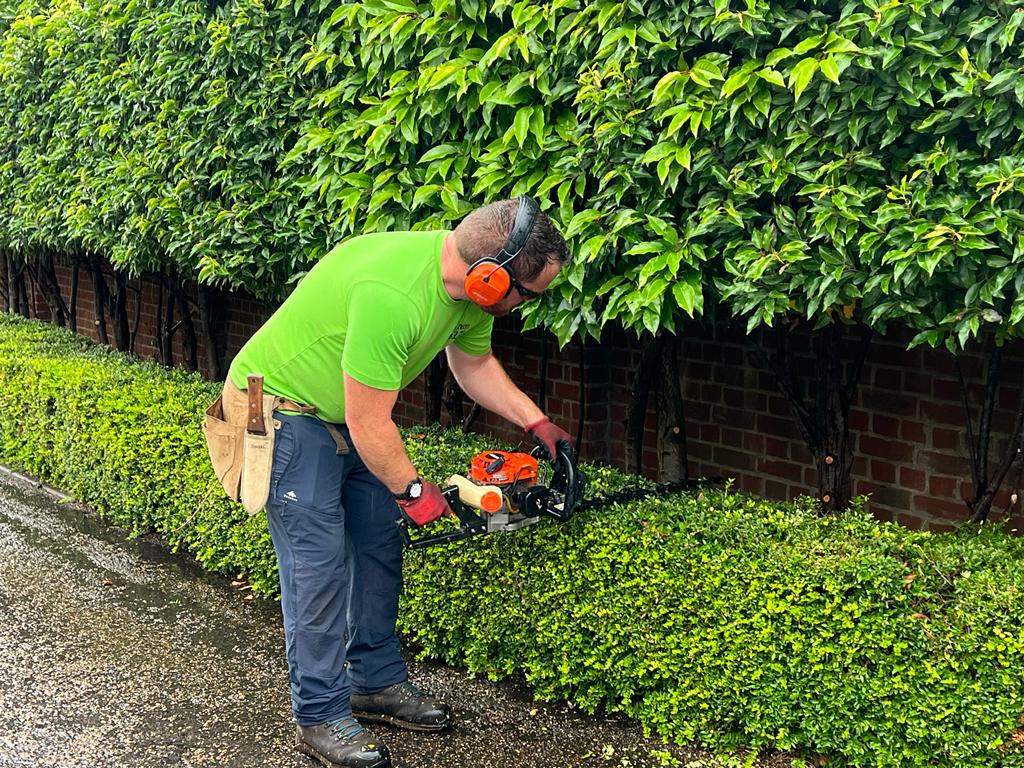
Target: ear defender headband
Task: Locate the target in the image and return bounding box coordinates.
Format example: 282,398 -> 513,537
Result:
464,195 -> 540,307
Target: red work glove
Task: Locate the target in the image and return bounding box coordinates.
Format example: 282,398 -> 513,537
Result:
524,417 -> 573,462
396,481 -> 452,528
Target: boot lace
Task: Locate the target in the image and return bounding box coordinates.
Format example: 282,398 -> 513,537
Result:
328,716 -> 365,743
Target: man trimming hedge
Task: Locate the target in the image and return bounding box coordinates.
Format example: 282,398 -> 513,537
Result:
203,197 -> 573,768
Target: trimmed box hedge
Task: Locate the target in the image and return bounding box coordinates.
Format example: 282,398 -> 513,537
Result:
0,313 -> 1021,768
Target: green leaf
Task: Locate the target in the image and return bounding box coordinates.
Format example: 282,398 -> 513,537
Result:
565,208 -> 603,239
690,58 -> 725,88
985,69 -> 1018,95
652,71 -> 684,105
513,107 -> 532,146
758,68 -> 786,88
672,280 -> 701,316
641,143 -> 676,164
819,56 -> 840,85
789,58 -> 819,102
792,32 -> 826,56
419,144 -> 458,163
676,144 -> 692,171
765,47 -> 794,67
721,68 -> 753,98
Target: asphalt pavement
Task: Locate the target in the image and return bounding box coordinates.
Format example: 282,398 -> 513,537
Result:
0,468 -> 790,768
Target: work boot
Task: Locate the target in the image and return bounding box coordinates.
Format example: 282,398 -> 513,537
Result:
351,681 -> 452,732
295,716 -> 391,768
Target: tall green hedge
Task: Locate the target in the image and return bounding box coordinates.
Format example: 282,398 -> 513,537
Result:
0,313 -> 1022,768
2,0 -> 1024,350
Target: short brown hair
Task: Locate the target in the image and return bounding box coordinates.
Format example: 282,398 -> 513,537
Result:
453,198 -> 570,281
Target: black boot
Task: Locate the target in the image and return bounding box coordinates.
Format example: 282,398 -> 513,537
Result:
295,717 -> 391,768
351,681 -> 452,732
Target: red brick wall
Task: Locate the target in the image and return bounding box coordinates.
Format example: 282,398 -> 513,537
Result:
25,262 -> 1024,535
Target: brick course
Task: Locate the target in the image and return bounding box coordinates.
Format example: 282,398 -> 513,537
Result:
14,262 -> 1021,533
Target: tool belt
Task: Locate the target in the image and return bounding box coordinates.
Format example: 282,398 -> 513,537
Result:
202,375 -> 345,515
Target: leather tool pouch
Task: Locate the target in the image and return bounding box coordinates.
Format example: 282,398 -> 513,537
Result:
203,376 -> 317,513
202,387 -> 247,502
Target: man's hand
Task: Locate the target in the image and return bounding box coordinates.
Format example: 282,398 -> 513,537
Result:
396,482 -> 452,528
524,417 -> 573,462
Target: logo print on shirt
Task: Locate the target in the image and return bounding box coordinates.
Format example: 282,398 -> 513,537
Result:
283,490 -> 299,501
448,323 -> 470,341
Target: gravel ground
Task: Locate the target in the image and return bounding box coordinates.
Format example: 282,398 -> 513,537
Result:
0,469 -> 794,768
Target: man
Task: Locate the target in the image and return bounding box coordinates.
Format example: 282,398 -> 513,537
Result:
222,196 -> 573,768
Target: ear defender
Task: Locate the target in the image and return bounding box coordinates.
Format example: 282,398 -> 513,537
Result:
464,195 -> 539,307
464,259 -> 512,306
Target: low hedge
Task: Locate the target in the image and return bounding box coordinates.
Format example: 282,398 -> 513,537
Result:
0,313 -> 1022,768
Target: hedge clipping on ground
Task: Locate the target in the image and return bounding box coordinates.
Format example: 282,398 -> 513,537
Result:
0,314 -> 1021,768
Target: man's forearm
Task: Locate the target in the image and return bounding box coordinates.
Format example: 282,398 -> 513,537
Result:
347,419 -> 418,494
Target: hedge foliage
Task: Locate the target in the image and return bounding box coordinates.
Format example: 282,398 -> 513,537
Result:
0,313 -> 1022,767
2,1 -> 1024,350
0,313 -> 281,591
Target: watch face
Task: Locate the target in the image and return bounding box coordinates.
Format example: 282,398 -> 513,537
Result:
409,481 -> 423,499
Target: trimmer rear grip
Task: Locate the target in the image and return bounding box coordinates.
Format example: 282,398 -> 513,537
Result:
399,486 -> 487,549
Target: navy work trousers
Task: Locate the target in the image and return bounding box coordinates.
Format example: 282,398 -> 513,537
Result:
264,413 -> 407,726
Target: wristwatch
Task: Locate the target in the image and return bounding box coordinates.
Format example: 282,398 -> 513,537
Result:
393,477 -> 424,501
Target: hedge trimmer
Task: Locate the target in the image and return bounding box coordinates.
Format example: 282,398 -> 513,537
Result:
399,442 -> 716,549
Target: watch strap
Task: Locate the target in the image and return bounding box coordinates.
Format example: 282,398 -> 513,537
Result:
393,477 -> 423,501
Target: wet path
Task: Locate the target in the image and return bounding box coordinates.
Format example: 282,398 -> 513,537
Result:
0,469 -> 784,768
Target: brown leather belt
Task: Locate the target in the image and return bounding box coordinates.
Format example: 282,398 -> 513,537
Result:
275,398 -> 318,415
258,389 -> 348,456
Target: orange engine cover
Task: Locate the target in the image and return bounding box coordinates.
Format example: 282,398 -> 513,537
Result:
469,451 -> 538,488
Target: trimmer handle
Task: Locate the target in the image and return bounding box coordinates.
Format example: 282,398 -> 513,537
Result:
515,440 -> 587,521
399,485 -> 488,549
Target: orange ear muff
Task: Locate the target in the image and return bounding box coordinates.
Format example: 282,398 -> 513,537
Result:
464,260 -> 512,307
463,196 -> 539,307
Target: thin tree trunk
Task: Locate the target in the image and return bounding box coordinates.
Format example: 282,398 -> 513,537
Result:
2,251 -> 18,314
442,369 -> 465,426
23,261 -> 44,319
91,255 -> 109,345
174,279 -> 198,372
129,284 -> 142,354
626,333 -> 664,475
160,276 -> 175,366
424,355 -> 446,424
69,258 -> 79,332
657,333 -> 688,482
31,249 -> 68,327
462,402 -> 482,432
197,284 -> 226,380
963,340 -> 1024,522
755,323 -> 872,512
27,258 -> 38,318
575,339 -> 587,456
11,254 -> 29,318
48,252 -> 69,327
111,271 -> 130,352
814,325 -> 853,510
153,276 -> 165,360
16,257 -> 29,318
0,250 -> 9,311
538,332 -> 549,413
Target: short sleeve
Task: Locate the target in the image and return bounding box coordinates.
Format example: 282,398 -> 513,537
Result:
451,311 -> 494,356
342,282 -> 419,390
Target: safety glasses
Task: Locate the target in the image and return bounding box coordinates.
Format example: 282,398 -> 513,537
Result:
510,276 -> 540,300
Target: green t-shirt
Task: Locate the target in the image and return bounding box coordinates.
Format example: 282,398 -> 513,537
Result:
228,230 -> 493,423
